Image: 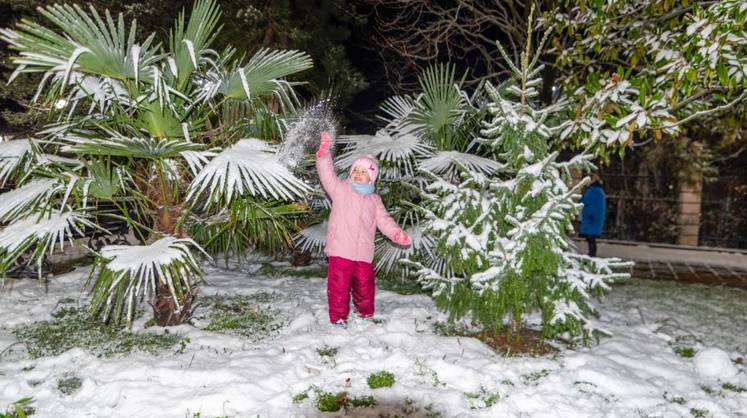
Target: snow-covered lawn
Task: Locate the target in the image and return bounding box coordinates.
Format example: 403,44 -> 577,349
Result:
1,259 -> 745,418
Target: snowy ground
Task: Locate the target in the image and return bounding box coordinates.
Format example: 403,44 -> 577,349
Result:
1,259 -> 746,418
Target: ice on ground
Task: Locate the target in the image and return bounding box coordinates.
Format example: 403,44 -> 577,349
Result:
1,265 -> 745,417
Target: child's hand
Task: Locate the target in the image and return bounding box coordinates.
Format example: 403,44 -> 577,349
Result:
394,231 -> 411,246
317,131 -> 332,157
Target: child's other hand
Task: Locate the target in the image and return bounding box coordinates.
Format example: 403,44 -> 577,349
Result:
317,131 -> 332,157
394,231 -> 411,246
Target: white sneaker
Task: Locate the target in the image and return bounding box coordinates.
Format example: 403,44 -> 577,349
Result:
332,320 -> 348,330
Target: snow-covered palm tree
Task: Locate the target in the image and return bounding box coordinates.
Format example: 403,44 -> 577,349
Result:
0,0 -> 313,325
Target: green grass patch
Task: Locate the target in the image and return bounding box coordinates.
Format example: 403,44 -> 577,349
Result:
377,276 -> 426,295
690,408 -> 710,418
700,385 -> 726,398
672,346 -> 696,358
414,358 -> 443,387
316,345 -> 338,358
258,263 -> 327,279
0,397 -> 35,418
13,308 -> 186,358
315,391 -> 376,412
292,391 -> 309,403
722,383 -> 746,393
367,370 -> 396,389
522,369 -> 551,384
57,375 -> 82,396
662,391 -> 687,405
465,385 -> 500,409
316,391 -> 347,412
199,294 -> 283,340
671,396 -> 686,405
348,395 -> 376,408
424,405 -> 444,418
701,385 -> 716,395
298,388 -> 441,417
432,322 -> 461,336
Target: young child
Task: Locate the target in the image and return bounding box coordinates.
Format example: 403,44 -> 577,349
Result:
316,130 -> 411,326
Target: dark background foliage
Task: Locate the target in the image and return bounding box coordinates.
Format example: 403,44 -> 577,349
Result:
2,0 -> 746,248
0,0 -> 400,133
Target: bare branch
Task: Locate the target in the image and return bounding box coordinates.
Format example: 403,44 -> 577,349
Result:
663,92 -> 747,130
365,0 -> 550,92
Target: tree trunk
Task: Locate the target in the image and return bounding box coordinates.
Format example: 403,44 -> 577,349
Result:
147,179 -> 192,326
154,201 -> 184,237
263,24 -> 274,45
291,248 -> 312,266
152,283 -> 195,326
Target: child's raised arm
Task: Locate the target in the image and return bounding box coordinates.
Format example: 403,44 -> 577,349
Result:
315,131 -> 343,199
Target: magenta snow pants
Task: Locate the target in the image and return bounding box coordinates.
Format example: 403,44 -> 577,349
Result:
327,256 -> 375,323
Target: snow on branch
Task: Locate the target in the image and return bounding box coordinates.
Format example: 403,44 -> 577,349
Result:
187,138 -> 311,206
336,131 -> 433,181
0,211 -> 94,280
0,139 -> 34,186
89,236 -> 206,325
0,179 -> 62,222
420,151 -> 504,178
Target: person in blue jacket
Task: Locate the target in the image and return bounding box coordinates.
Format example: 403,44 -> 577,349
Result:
580,173 -> 606,257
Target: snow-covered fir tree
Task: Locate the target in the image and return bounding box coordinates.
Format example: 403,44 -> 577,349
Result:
407,23 -> 632,341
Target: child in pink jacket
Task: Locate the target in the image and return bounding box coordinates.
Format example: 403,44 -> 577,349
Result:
316,131 -> 411,326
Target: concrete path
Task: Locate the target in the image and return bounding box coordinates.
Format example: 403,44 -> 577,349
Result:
574,238 -> 747,288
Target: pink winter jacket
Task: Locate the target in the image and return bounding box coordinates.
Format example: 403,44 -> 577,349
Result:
316,153 -> 404,263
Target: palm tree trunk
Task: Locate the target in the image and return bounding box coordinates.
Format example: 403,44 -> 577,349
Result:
147,175 -> 192,326
153,283 -> 195,326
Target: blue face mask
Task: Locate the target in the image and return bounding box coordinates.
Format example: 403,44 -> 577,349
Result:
351,181 -> 375,195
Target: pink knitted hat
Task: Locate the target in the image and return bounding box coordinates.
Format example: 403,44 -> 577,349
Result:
350,154 -> 379,183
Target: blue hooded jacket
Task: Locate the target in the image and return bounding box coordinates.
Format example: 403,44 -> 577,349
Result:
580,182 -> 606,237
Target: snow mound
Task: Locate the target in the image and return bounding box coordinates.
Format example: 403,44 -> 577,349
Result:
693,347 -> 738,380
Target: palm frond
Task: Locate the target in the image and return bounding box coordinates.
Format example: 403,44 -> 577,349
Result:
0,139 -> 35,186
136,100 -> 186,139
336,132 -> 434,180
63,132 -> 203,159
411,63 -> 472,149
87,236 -> 205,325
0,211 -> 94,278
419,151 -> 504,178
187,138 -> 311,206
180,149 -> 218,176
0,4 -> 159,100
377,95 -> 417,134
84,160 -> 123,200
374,226 -> 437,274
63,71 -> 133,115
37,153 -> 85,169
189,198 -> 305,261
168,0 -> 222,88
219,49 -> 312,109
0,179 -> 63,222
293,221 -> 327,255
